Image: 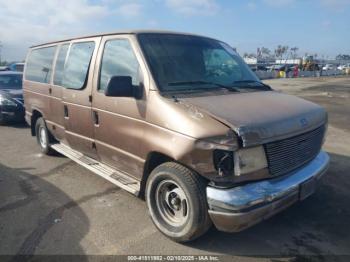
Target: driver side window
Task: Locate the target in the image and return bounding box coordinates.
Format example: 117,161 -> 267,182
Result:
99,39 -> 141,92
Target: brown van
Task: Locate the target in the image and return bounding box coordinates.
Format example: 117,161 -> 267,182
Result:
23,30 -> 329,242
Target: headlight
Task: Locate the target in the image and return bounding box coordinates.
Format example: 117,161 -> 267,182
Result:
0,96 -> 17,106
213,149 -> 234,176
195,130 -> 238,151
234,146 -> 268,176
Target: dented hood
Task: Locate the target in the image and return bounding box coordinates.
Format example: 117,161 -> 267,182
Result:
181,91 -> 327,147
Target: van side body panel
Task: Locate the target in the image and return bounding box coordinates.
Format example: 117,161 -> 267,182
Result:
91,35 -> 150,180
23,81 -> 51,121
47,85 -> 65,141
23,44 -> 59,131
61,37 -> 102,159
47,43 -> 69,141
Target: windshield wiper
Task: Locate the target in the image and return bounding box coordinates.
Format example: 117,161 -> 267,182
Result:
167,81 -> 240,92
232,80 -> 272,90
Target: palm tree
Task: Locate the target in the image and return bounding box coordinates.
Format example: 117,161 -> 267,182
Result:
275,45 -> 289,59
290,47 -> 299,59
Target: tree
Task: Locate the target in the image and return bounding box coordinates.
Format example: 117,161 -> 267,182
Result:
274,45 -> 289,59
336,54 -> 350,61
257,47 -> 271,59
290,47 -> 299,59
243,52 -> 256,59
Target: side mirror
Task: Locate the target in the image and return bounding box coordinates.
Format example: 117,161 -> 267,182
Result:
105,76 -> 134,97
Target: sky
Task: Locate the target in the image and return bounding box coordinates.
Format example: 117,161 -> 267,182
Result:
0,0 -> 349,62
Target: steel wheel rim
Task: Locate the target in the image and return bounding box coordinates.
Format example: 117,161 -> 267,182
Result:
39,127 -> 47,148
155,180 -> 189,227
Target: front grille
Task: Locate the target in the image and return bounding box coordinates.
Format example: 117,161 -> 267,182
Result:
264,125 -> 325,176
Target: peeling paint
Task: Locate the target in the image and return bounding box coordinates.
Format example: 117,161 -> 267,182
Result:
178,100 -> 204,120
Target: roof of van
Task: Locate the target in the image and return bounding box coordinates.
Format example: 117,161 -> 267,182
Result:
30,30 -> 215,48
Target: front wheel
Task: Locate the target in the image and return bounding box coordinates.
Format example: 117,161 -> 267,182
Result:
35,117 -> 55,155
146,162 -> 212,242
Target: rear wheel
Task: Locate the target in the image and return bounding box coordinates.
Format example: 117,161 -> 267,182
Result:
35,117 -> 55,155
146,162 -> 212,242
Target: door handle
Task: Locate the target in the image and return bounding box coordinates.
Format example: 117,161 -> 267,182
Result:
64,105 -> 69,118
92,111 -> 99,126
49,87 -> 52,95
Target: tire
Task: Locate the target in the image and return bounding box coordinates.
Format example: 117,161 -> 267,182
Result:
146,162 -> 212,242
35,117 -> 56,155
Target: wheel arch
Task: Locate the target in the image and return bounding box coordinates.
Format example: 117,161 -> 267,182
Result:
140,151 -> 174,199
30,109 -> 43,136
139,151 -> 210,199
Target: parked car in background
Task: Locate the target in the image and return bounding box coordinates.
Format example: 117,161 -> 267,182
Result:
268,64 -> 294,73
0,66 -> 10,71
0,71 -> 25,124
24,30 -> 329,242
250,65 -> 268,72
338,63 -> 350,70
7,62 -> 25,72
322,64 -> 334,70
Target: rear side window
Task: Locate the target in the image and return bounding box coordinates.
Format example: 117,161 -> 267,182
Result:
25,46 -> 56,83
53,44 -> 69,86
99,39 -> 140,91
62,42 -> 95,89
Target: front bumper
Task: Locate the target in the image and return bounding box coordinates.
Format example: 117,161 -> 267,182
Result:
207,151 -> 330,232
0,105 -> 25,122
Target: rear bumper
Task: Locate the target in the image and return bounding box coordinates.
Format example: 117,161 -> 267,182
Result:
206,151 -> 330,232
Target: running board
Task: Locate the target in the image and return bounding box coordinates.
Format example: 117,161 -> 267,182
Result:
51,143 -> 140,195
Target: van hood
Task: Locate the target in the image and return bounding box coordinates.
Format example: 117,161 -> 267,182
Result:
181,91 -> 327,147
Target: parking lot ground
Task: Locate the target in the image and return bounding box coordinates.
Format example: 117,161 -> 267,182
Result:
0,76 -> 349,261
